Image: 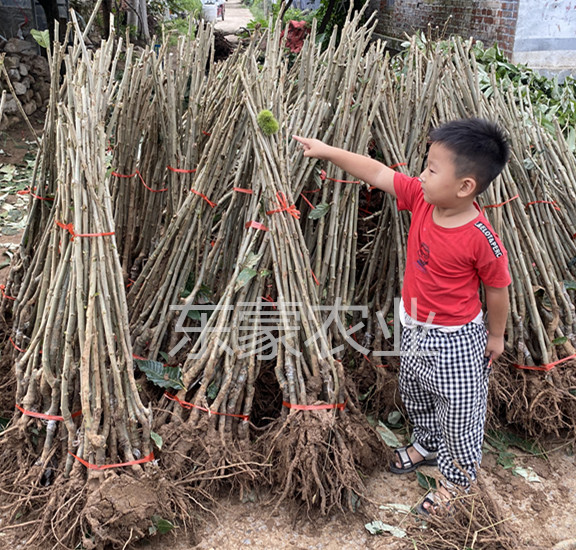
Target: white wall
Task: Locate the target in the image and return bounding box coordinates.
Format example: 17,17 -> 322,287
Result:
513,0 -> 576,78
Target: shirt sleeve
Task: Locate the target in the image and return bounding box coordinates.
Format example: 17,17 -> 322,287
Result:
473,224 -> 512,288
394,172 -> 422,212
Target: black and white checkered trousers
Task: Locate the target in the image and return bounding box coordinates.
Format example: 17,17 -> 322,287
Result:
399,321 -> 490,487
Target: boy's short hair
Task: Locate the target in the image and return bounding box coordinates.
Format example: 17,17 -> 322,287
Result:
429,118 -> 510,194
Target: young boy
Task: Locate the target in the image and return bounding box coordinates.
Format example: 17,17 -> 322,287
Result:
293,118 -> 511,514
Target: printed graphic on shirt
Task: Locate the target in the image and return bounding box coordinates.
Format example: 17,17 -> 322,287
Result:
416,242 -> 430,272
474,221 -> 503,258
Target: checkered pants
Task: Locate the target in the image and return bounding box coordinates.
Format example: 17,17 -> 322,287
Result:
399,322 -> 490,487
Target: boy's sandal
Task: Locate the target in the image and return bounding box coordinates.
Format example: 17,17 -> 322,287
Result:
389,445 -> 438,474
414,490 -> 453,517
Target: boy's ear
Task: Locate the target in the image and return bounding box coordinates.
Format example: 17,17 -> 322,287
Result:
457,176 -> 478,198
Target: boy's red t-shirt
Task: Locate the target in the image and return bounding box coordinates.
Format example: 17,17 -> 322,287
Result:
394,172 -> 511,326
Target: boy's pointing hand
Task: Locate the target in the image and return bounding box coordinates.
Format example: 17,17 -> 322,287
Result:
293,135 -> 329,159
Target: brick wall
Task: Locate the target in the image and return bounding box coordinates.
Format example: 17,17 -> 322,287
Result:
371,0 -> 520,57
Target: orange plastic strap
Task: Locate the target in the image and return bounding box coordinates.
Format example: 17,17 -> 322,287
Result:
190,189 -> 217,208
363,353 -> 389,368
282,400 -> 347,411
16,403 -> 82,421
513,353 -> 576,373
9,336 -> 26,352
389,162 -> 407,170
112,170 -> 168,193
164,392 -> 249,421
0,284 -> 16,301
245,221 -> 269,232
17,187 -> 54,201
69,450 -> 155,470
525,200 -> 560,211
320,169 -> 360,184
266,192 -> 301,220
310,269 -> 320,286
261,295 -> 277,310
167,165 -> 197,174
482,194 -> 519,213
350,326 -> 389,368
56,221 -> 115,241
300,193 -> 315,210
233,187 -> 253,194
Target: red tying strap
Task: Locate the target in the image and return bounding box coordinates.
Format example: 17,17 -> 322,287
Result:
16,1 -> 29,25
300,193 -> 315,210
266,192 -> 300,220
525,200 -> 560,211
112,170 -> 168,192
482,194 -> 519,212
17,187 -> 54,201
481,196 -> 561,214
261,295 -> 277,308
350,326 -> 389,368
56,221 -> 115,241
190,189 -> 217,208
282,400 -> 347,411
245,221 -> 269,232
310,269 -> 319,286
202,131 -> 211,136
164,392 -> 249,421
389,162 -> 407,169
513,353 -> 576,372
320,169 -> 360,184
233,187 -> 253,194
167,165 -> 196,174
132,354 -> 149,361
69,450 -> 155,470
363,353 -> 389,368
9,336 -> 26,353
0,284 -> 16,301
16,403 -> 82,421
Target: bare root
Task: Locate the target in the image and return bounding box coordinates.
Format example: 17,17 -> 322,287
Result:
260,410 -> 389,515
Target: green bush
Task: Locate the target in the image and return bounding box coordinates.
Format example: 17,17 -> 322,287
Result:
472,41 -> 576,139
398,34 -> 576,148
158,0 -> 203,42
243,0 -> 317,32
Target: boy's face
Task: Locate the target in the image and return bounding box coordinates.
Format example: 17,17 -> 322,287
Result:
419,143 -> 472,207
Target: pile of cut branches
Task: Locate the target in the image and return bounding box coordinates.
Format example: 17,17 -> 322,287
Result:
1,8 -> 576,550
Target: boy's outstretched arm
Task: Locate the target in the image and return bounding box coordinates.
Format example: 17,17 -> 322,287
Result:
484,285 -> 509,360
293,136 -> 397,197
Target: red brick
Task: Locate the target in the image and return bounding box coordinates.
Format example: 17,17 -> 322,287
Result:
373,0 -> 519,57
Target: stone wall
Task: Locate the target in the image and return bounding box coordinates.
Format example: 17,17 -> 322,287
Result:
370,0 -> 520,57
1,38 -> 51,130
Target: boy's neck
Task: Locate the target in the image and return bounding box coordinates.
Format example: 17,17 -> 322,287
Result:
432,200 -> 479,228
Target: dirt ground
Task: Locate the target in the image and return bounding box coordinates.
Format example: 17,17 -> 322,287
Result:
131,440 -> 576,550
2,40 -> 576,550
214,0 -> 254,39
